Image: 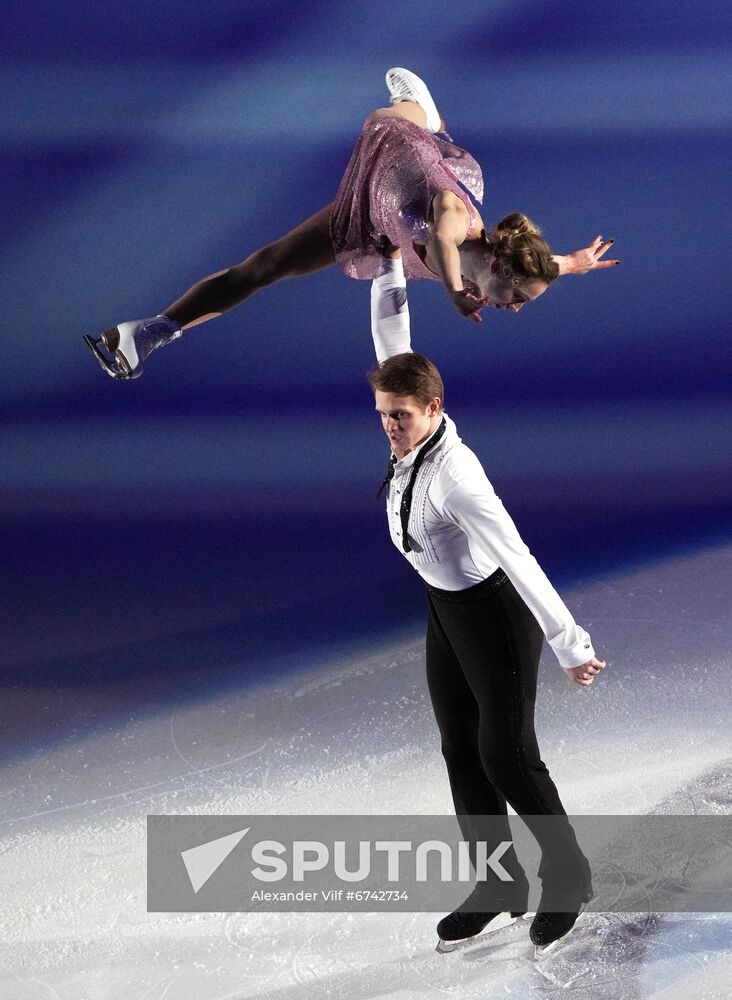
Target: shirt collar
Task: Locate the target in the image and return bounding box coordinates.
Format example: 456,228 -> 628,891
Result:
393,411 -> 457,469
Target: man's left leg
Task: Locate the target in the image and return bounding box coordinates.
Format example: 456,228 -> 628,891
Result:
430,577 -> 591,899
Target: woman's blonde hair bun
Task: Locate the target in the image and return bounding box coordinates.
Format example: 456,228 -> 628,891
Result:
486,212 -> 559,284
497,212 -> 542,240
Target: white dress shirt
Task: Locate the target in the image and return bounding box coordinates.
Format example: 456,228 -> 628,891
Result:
371,257 -> 595,670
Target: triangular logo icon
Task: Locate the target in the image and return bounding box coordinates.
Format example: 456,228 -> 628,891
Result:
181,826 -> 251,893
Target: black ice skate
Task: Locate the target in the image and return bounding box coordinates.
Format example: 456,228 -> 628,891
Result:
435,878 -> 531,953
530,879 -> 594,957
84,315 -> 182,380
436,908 -> 529,953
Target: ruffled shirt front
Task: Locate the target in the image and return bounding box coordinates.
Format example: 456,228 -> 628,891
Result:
383,413 -> 595,670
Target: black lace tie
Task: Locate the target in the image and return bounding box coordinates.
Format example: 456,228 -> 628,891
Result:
376,417 -> 447,552
375,453 -> 397,500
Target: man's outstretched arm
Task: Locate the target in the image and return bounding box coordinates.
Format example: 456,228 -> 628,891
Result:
371,254 -> 412,364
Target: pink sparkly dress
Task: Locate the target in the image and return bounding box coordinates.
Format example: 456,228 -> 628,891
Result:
329,116 -> 484,282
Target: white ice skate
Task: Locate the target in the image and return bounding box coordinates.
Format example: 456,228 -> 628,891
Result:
385,67 -> 452,140
83,314 -> 182,380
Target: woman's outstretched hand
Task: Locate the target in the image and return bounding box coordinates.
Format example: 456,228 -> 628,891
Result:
449,288 -> 488,323
554,236 -> 620,276
562,656 -> 607,686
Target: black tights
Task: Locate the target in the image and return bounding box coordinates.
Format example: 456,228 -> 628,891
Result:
425,569 -> 591,902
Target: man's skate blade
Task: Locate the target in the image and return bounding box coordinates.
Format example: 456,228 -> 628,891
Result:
435,911 -> 522,954
533,910 -> 587,959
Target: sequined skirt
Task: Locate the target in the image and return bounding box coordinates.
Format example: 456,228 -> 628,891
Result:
329,116 -> 484,282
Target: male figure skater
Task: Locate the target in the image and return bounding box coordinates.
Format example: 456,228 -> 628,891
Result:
368,258 -> 607,955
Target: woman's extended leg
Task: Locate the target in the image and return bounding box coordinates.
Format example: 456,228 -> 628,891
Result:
364,102 -> 429,130
161,103 -> 432,335
88,201 -> 337,378
160,93 -> 441,334
160,202 -> 336,331
163,101 -> 435,334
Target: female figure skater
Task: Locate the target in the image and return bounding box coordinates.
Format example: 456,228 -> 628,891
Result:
84,67 -> 619,380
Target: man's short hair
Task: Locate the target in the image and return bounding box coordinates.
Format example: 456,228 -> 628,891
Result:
366,352 -> 444,410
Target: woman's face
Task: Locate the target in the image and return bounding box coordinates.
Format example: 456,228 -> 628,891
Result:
460,238 -> 551,312
481,271 -> 550,313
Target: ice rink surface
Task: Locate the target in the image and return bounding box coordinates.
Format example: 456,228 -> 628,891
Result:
1,543 -> 730,999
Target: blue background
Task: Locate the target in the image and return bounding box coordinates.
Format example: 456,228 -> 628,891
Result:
2,1 -> 731,756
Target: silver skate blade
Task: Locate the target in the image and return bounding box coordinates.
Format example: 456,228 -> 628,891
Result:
83,335 -> 125,379
113,348 -> 137,379
435,911 -> 519,954
83,335 -> 138,380
532,909 -> 587,959
534,940 -> 557,959
435,938 -> 457,954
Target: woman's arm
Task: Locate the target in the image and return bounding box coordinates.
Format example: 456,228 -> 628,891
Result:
428,190 -> 467,291
371,255 -> 412,363
552,235 -> 620,275
429,192 -> 486,322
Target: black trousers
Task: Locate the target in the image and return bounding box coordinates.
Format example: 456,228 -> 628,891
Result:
425,568 -> 591,904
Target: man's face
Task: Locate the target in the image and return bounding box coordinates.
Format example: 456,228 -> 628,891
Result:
374,390 -> 441,459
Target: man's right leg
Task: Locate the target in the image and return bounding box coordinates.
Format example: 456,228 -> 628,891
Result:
425,590 -> 529,904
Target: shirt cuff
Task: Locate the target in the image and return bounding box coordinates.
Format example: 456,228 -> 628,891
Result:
548,627 -> 595,669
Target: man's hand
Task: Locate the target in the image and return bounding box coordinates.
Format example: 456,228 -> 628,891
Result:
449,288 -> 487,323
562,656 -> 607,686
553,236 -> 620,276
